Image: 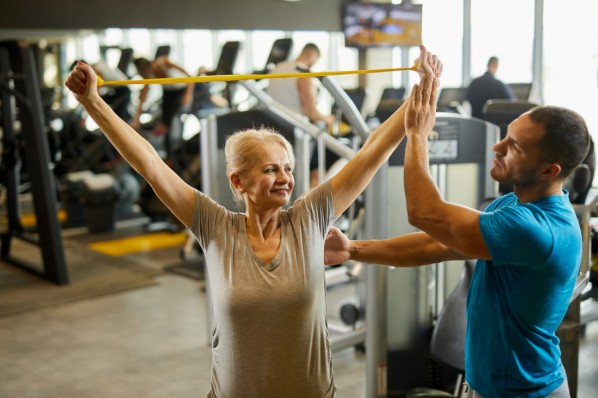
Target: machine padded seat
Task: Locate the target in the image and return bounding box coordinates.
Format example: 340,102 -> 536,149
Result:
429,261 -> 474,372
79,173 -> 119,205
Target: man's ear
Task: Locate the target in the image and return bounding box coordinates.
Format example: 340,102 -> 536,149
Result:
541,162 -> 562,180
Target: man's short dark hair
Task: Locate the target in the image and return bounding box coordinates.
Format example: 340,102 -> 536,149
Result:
133,57 -> 151,73
530,106 -> 590,179
302,43 -> 321,58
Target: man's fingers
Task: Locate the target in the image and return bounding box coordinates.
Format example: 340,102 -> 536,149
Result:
421,75 -> 432,101
429,78 -> 440,107
411,75 -> 439,108
411,83 -> 422,106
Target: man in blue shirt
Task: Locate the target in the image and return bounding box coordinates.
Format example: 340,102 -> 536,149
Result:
324,74 -> 590,397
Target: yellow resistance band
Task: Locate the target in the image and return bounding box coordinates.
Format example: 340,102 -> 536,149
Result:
96,64 -> 418,87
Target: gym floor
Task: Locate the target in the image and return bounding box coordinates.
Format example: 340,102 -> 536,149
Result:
0,219 -> 597,398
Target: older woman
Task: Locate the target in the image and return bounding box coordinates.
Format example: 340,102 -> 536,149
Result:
65,45 -> 441,398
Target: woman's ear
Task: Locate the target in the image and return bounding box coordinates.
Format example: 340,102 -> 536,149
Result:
230,173 -> 243,192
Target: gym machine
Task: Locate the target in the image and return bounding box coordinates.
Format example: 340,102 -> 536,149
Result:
0,40 -> 68,285
362,114 -> 500,397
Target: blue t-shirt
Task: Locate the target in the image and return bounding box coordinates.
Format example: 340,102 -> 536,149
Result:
466,191 -> 581,398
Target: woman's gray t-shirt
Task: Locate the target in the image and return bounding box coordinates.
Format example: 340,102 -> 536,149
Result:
189,181 -> 338,398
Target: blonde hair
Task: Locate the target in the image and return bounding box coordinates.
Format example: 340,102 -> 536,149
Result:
224,127 -> 295,201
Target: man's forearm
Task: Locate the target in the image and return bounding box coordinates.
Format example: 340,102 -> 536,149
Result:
350,232 -> 465,267
404,134 -> 444,226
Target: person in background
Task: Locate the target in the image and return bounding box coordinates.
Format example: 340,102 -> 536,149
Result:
267,43 -> 337,187
325,77 -> 589,397
190,65 -> 230,119
132,55 -> 194,158
466,56 -> 516,119
65,45 -> 441,398
267,43 -> 334,127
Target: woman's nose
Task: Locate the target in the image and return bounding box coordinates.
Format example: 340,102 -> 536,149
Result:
276,170 -> 289,181
277,170 -> 293,184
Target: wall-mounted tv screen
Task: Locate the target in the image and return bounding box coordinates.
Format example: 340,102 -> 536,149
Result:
342,1 -> 423,48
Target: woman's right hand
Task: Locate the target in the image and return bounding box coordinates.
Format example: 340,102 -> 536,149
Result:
65,62 -> 101,104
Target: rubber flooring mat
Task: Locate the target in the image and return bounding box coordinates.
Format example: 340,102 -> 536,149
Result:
0,238 -> 161,317
163,256 -> 205,281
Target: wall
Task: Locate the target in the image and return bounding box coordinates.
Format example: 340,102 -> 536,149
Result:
1,0 -> 345,32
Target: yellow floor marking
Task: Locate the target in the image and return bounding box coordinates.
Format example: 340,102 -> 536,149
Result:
88,231 -> 188,257
4,210 -> 68,228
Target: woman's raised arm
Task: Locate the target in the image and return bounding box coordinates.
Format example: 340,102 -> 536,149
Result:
329,45 -> 443,216
65,62 -> 196,227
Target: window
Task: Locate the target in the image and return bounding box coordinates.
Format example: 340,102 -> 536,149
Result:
413,0 -> 464,87
470,0 -> 534,84
182,30 -> 214,74
250,30 -> 288,72
127,29 -> 152,60
544,0 -> 598,139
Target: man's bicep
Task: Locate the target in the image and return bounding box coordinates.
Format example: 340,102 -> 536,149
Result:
423,203 -> 491,260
